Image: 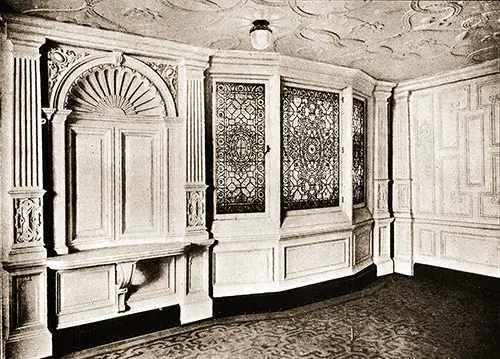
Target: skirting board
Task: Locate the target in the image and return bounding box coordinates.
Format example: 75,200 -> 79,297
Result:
51,306 -> 181,357
213,264 -> 377,317
414,264 -> 500,295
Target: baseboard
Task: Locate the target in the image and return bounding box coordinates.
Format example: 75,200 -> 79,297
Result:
394,259 -> 413,276
50,306 -> 180,358
213,264 -> 377,317
414,264 -> 500,296
51,264 -> 377,357
375,258 -> 394,276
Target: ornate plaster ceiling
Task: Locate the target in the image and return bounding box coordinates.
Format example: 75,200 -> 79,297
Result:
4,0 -> 500,82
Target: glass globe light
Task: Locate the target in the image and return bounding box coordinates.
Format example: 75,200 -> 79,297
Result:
250,20 -> 272,50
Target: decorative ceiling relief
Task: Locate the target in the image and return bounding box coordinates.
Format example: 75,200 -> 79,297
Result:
6,0 -> 500,81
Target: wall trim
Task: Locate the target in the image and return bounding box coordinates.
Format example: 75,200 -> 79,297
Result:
213,264 -> 376,317
395,58 -> 499,93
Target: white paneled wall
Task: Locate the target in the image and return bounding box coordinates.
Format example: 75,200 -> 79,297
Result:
394,63 -> 500,278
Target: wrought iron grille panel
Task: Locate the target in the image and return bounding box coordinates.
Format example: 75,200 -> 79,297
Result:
282,86 -> 340,210
215,82 -> 266,214
353,97 -> 366,205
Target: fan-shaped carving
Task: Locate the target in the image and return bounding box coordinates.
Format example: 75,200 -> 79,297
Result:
66,65 -> 166,117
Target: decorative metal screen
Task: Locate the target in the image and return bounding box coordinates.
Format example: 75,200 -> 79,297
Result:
353,97 -> 366,205
282,86 -> 340,210
215,82 -> 266,214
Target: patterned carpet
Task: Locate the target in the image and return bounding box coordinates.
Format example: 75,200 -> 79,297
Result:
65,275 -> 499,359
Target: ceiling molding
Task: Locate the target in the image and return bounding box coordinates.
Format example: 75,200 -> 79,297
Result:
3,0 -> 499,82
395,58 -> 500,93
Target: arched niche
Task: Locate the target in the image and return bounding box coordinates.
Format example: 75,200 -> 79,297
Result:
46,52 -> 182,254
50,52 -> 177,118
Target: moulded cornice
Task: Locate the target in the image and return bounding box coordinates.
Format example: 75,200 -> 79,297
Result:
208,50 -> 281,76
280,56 -> 352,91
352,71 -> 379,98
373,81 -> 396,96
395,58 -> 500,93
7,30 -> 45,57
2,13 -> 211,65
280,55 -> 355,79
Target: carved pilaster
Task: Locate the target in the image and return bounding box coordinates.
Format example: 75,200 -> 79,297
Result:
3,35 -> 53,359
42,108 -> 72,255
392,90 -> 413,275
342,87 -> 354,223
185,67 -> 208,234
371,87 -> 394,276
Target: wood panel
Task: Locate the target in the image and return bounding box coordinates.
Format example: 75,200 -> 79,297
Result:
284,239 -> 347,279
411,75 -> 499,223
68,125 -> 113,246
214,248 -> 274,285
117,127 -> 163,238
410,73 -> 500,277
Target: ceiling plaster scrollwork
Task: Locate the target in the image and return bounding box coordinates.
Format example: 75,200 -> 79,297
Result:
22,0 -> 128,32
7,0 -> 500,81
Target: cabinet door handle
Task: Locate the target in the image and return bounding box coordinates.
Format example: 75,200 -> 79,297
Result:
264,145 -> 271,155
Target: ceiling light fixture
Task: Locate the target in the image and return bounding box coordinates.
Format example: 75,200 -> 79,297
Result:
250,19 -> 272,50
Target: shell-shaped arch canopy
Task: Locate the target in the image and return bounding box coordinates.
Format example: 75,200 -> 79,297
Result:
66,64 -> 167,117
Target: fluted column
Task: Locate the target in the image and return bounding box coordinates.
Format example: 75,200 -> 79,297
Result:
1,33 -> 52,359
372,86 -> 394,276
392,90 -> 414,276
178,61 -> 212,324
185,69 -> 207,235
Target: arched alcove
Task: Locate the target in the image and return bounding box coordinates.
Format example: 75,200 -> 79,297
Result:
50,53 -> 177,117
66,64 -> 166,117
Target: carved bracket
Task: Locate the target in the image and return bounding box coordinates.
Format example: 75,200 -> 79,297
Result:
115,262 -> 137,313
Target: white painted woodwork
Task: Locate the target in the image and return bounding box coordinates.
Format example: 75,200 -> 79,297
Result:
1,31 -> 53,359
208,52 -> 390,297
394,65 -> 500,278
0,16 -> 216,359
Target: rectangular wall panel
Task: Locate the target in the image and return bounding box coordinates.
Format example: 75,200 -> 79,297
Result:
477,80 -> 500,145
480,154 -> 500,218
438,85 -> 469,149
119,130 -> 162,236
354,231 -> 372,265
214,249 -> 274,285
418,229 -> 436,257
413,93 -> 435,214
285,239 -> 347,279
441,232 -> 499,267
57,266 -> 115,313
465,115 -> 485,186
69,126 -> 113,244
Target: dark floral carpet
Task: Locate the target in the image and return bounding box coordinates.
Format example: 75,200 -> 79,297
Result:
66,275 -> 499,359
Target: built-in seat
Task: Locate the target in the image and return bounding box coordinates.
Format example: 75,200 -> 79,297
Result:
46,241 -> 199,329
